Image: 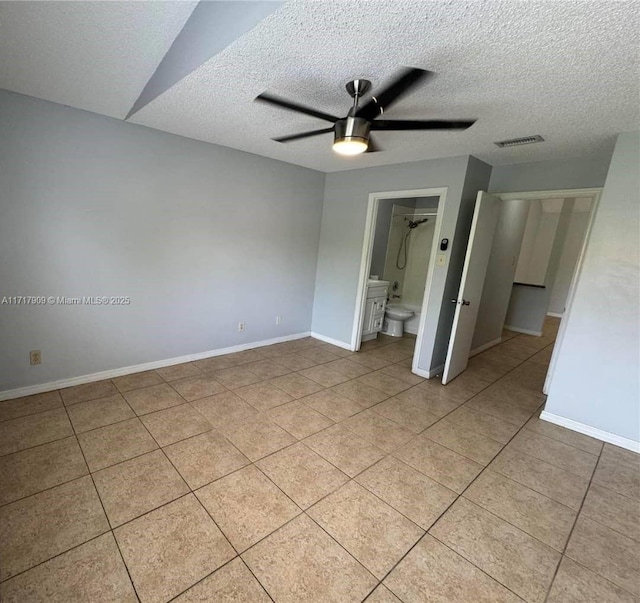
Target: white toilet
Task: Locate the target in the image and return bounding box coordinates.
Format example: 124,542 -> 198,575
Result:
381,303 -> 415,337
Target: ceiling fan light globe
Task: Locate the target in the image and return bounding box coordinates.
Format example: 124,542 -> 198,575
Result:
332,137 -> 368,155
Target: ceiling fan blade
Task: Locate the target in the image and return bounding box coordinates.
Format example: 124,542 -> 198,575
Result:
356,67 -> 432,121
371,119 -> 476,131
273,127 -> 334,143
366,136 -> 382,153
256,93 -> 340,123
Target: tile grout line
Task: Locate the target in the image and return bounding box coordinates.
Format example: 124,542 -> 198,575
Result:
59,401 -> 144,603
363,344 -> 561,601
0,341 -> 546,579
165,555 -> 276,603
256,333 -> 551,601
350,330 -> 561,599
0,338 -> 416,593
0,343 -> 542,509
0,334 -> 321,409
148,382 -> 410,601
125,404 -> 279,602
103,416 -> 235,600
0,531 -> 112,587
542,440 -> 604,602
4,326 -> 627,601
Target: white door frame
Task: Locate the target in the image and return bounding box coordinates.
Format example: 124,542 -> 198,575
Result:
351,187 -> 448,354
493,187 -> 603,394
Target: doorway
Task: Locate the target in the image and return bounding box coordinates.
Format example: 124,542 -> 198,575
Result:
351,188 -> 447,374
426,188 -> 601,386
464,188 -> 602,391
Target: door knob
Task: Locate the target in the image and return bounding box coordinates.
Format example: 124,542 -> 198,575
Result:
462,299 -> 470,306
451,299 -> 471,306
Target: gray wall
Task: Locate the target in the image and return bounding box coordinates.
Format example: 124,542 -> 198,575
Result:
431,156 -> 492,369
415,196 -> 440,211
545,131 -> 640,445
311,154 -> 474,372
505,199 -> 575,335
548,208 -> 591,315
369,198 -> 415,279
0,91 -> 325,391
489,153 -> 612,193
472,198 -> 529,351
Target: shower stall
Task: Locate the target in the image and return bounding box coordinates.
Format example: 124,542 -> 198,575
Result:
385,206 -> 436,329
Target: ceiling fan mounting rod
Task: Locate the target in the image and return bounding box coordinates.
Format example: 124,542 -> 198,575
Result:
346,79 -> 371,113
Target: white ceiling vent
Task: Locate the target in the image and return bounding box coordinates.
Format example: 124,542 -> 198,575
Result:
494,135 -> 545,148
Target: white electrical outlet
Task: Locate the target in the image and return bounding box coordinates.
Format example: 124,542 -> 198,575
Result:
238,322 -> 245,332
276,315 -> 282,325
30,350 -> 41,365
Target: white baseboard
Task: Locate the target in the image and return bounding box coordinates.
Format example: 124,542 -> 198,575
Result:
546,312 -> 563,318
470,337 -> 503,357
0,332 -> 311,402
540,411 -> 640,454
412,366 -> 430,378
309,332 -> 353,351
503,325 -> 543,337
412,363 -> 444,379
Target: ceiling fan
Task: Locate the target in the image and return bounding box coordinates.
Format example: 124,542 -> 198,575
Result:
255,67 -> 476,156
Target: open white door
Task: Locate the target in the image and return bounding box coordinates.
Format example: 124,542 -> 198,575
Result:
442,191 -> 501,384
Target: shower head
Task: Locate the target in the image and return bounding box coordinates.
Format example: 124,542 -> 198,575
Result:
407,218 -> 429,229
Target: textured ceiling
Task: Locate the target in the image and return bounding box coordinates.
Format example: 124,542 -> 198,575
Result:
0,1 -> 197,118
1,1 -> 638,172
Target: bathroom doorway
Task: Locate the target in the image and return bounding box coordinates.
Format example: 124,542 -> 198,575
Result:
372,197 -> 439,335
351,187 -> 447,370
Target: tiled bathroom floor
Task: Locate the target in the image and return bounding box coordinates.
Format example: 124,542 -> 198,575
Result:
0,318 -> 638,602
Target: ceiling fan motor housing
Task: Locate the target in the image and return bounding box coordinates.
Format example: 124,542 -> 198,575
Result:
334,116 -> 371,145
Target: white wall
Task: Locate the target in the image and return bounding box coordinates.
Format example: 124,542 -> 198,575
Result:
471,198 -> 529,351
514,201 -> 541,282
0,91 -> 325,391
311,154 -> 485,373
514,202 -> 561,286
527,211 -> 560,284
403,196 -> 440,308
382,196 -> 439,307
402,221 -> 436,307
548,206 -> 591,315
544,131 -> 640,447
378,201 -> 417,296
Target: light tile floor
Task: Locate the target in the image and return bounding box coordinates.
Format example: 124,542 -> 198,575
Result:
1,318 -> 639,602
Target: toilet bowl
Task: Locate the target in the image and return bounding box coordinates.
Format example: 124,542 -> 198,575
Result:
381,303 -> 415,337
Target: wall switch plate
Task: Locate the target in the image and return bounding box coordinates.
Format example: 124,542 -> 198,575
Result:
436,254 -> 447,266
238,322 -> 245,332
275,315 -> 282,325
30,350 -> 41,365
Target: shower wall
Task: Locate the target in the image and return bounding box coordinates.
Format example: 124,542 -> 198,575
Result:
370,196 -> 439,307
403,196 -> 438,305
402,222 -> 436,306
382,204 -> 415,297
382,198 -> 437,305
